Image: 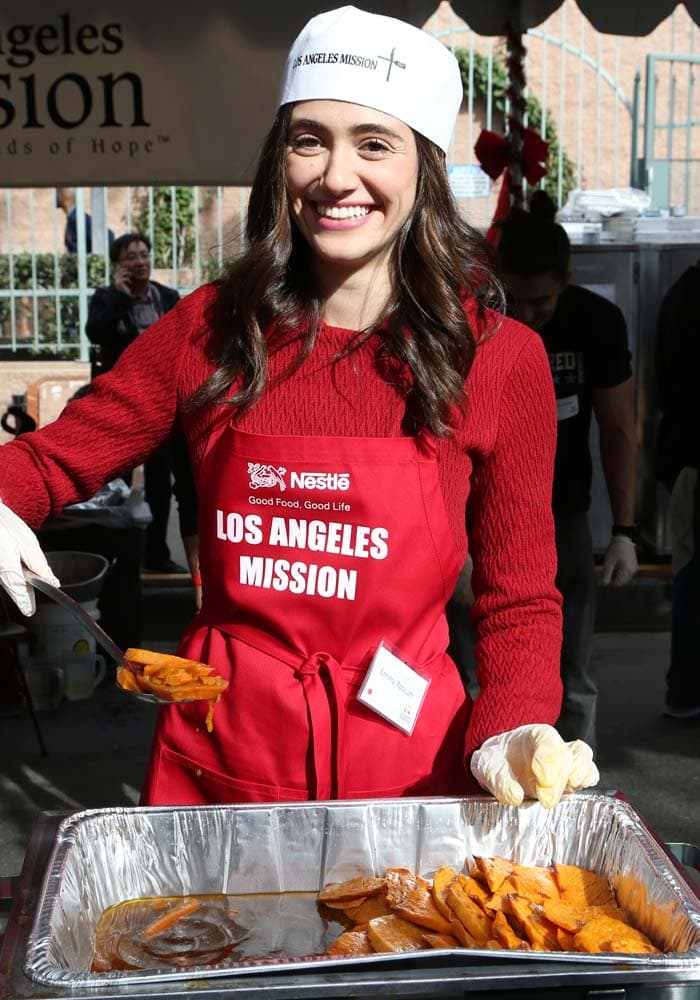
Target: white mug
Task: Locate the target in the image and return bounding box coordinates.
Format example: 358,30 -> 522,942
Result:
63,654 -> 107,702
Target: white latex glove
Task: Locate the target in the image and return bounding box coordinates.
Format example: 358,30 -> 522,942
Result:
601,534 -> 638,586
451,554 -> 474,607
470,724 -> 600,809
0,500 -> 60,616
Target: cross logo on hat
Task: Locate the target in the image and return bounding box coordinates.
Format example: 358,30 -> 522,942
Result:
377,47 -> 406,82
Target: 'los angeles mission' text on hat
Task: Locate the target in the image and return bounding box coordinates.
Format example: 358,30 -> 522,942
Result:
277,6 -> 464,154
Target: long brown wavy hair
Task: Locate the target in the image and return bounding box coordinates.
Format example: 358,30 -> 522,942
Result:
192,105 -> 503,436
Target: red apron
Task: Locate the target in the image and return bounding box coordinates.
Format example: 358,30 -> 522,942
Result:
140,422 -> 471,805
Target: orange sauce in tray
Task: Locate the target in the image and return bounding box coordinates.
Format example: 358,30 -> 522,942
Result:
91,893 -> 337,972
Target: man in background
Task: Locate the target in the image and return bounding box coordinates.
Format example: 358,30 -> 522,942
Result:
497,193 -> 638,749
447,193 -> 638,751
86,232 -> 188,573
56,187 -> 114,254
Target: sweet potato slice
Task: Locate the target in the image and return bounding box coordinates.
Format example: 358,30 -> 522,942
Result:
589,902 -> 630,923
422,932 -> 460,950
509,865 -> 560,902
608,935 -> 660,955
554,864 -> 615,908
502,895 -> 560,951
318,877 -> 385,904
145,680 -> 226,702
445,881 -> 493,946
527,916 -> 563,952
431,866 -> 459,921
541,898 -> 589,933
483,877 -> 519,912
459,875 -> 491,909
126,649 -> 218,677
471,855 -> 513,894
450,917 -> 479,948
394,884 -> 453,934
573,914 -> 659,954
321,897 -> 366,911
115,664 -> 140,691
491,910 -> 528,950
556,927 -> 577,951
384,868 -> 426,908
349,895 -> 393,923
326,929 -> 374,956
143,899 -> 200,936
366,914 -> 428,953
543,897 -> 629,933
143,662 -> 214,678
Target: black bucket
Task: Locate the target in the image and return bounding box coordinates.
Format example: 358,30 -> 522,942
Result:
41,551 -> 109,604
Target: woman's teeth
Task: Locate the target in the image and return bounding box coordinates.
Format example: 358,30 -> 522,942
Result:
316,205 -> 370,219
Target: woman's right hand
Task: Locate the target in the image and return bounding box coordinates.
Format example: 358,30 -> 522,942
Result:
470,724 -> 599,808
0,501 -> 60,616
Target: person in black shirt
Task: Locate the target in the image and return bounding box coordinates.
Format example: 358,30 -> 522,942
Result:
495,193 -> 638,749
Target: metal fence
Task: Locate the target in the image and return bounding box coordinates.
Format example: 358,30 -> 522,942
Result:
635,50 -> 700,213
0,185 -> 251,361
0,0 -> 696,360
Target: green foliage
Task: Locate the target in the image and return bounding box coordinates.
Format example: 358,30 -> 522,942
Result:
0,252 -> 108,356
135,186 -> 195,269
0,252 -> 107,290
455,48 -> 576,206
200,257 -> 228,283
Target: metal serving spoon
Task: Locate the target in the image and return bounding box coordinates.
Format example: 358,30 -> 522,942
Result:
26,574 -> 203,706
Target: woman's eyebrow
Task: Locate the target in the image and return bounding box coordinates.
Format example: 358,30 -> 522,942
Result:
288,118 -> 325,133
288,118 -> 404,142
349,123 -> 404,141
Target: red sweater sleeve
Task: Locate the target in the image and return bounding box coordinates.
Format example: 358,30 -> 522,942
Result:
465,334 -> 563,758
0,286 -> 213,529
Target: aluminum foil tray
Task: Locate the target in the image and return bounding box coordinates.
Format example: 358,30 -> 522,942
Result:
23,792 -> 700,987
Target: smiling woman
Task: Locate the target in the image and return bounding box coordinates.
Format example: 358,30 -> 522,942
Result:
285,101 -> 419,294
0,6 -> 598,811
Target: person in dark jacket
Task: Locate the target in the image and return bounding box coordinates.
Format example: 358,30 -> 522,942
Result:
56,187 -> 115,253
655,262 -> 700,719
86,233 -> 189,573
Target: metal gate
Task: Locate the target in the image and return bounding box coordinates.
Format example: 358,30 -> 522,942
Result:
635,49 -> 700,213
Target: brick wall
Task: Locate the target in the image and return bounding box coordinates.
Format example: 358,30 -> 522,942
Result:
0,361 -> 90,444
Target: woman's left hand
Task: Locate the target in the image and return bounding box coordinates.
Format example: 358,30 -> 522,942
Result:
470,724 -> 599,808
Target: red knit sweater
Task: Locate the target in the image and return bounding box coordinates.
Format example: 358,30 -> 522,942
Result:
0,284 -> 562,753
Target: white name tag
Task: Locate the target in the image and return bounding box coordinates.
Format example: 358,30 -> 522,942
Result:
357,642 -> 430,735
557,395 -> 579,421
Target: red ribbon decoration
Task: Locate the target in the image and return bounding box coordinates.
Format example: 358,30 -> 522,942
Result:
474,128 -> 550,246
475,127 -> 548,185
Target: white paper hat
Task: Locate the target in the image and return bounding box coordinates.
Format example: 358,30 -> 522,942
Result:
277,6 -> 463,154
